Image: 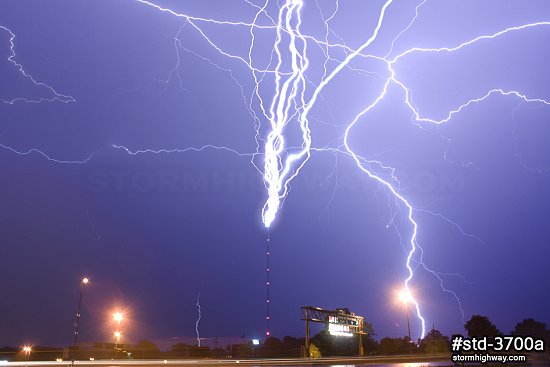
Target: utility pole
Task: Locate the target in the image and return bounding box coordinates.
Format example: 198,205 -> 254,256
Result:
405,302 -> 412,354
73,278 -> 89,346
304,307 -> 310,357
72,277 -> 89,361
358,318 -> 364,356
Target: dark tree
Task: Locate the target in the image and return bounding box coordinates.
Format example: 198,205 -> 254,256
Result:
512,318 -> 550,343
170,342 -> 192,358
377,337 -> 411,355
189,346 -> 211,358
259,336 -> 283,357
282,335 -> 303,347
360,321 -> 378,355
419,328 -> 450,354
361,333 -> 378,355
465,315 -> 501,337
130,340 -> 161,359
281,336 -> 304,357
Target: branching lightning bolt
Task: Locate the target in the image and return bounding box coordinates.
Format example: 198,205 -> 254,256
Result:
4,0 -> 550,341
0,25 -> 75,104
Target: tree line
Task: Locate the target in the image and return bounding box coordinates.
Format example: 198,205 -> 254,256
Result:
1,316 -> 548,360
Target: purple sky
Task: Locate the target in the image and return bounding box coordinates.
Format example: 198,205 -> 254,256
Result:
1,0 -> 550,347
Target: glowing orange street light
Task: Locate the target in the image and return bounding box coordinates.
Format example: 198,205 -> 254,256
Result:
113,312 -> 123,325
22,346 -> 32,360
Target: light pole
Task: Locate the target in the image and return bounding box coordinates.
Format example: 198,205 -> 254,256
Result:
114,331 -> 122,356
112,311 -> 124,356
73,278 -> 89,348
398,288 -> 413,354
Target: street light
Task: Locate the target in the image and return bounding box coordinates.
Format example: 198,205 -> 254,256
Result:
397,288 -> 413,354
113,312 -> 123,325
73,277 -> 89,347
22,346 -> 32,360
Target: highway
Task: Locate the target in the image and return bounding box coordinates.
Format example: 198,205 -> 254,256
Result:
1,355 -> 451,367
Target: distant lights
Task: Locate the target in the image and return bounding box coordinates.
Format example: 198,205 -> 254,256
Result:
252,339 -> 260,346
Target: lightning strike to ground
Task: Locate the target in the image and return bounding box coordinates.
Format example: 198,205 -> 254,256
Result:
195,293 -> 202,347
4,0 -> 550,341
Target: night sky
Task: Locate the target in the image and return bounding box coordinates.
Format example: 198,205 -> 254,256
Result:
1,0 -> 550,348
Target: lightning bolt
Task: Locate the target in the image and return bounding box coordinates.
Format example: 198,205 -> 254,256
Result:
112,144 -> 253,158
261,0 -> 396,229
0,143 -> 97,164
1,25 -> 81,162
195,293 -> 201,347
0,25 -> 75,104
346,15 -> 550,341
